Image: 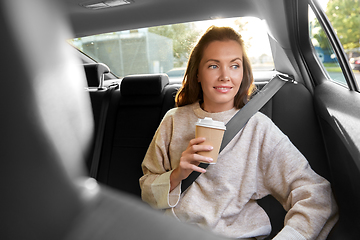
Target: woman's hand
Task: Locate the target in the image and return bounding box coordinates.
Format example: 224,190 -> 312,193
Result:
170,137 -> 213,191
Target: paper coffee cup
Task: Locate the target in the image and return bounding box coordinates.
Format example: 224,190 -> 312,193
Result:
195,117 -> 226,164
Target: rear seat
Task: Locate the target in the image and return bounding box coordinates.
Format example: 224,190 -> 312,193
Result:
83,63 -> 118,171
84,63 -> 110,89
95,74 -> 180,196
258,81 -> 330,239
86,71 -> 331,239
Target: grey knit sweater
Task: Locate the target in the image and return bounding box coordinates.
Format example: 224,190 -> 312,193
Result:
140,102 -> 338,239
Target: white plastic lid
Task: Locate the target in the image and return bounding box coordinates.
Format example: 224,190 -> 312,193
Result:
195,117 -> 226,130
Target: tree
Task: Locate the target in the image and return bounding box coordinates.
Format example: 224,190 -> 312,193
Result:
326,0 -> 360,50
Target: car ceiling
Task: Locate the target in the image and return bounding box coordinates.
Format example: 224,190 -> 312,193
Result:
64,0 -> 290,45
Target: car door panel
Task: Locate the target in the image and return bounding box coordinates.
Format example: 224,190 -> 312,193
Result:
297,1 -> 360,238
314,72 -> 360,239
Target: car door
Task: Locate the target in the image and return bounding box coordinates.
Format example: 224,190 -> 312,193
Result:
297,0 -> 360,238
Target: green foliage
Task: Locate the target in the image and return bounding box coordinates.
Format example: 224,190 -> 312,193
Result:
326,0 -> 360,50
312,18 -> 330,50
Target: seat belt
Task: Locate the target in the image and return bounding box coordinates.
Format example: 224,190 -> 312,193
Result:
90,84 -> 118,178
181,73 -> 294,193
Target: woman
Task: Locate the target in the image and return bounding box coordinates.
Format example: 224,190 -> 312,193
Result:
140,26 -> 337,239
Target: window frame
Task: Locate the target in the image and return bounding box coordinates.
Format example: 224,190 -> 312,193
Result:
307,0 -> 359,91
69,17 -> 275,81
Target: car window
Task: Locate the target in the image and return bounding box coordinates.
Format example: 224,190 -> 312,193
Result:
309,0 -> 360,88
308,5 -> 348,87
69,17 -> 274,83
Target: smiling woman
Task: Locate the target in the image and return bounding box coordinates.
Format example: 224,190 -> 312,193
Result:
198,40 -> 244,113
140,25 -> 338,240
68,17 -> 274,81
4,0 -> 360,239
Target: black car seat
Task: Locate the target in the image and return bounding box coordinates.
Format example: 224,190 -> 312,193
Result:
84,63 -> 119,172
0,1 -> 233,240
84,63 -> 110,88
257,81 -> 331,239
95,74 -> 180,196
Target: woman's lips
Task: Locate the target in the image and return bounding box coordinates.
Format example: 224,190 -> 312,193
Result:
214,86 -> 232,93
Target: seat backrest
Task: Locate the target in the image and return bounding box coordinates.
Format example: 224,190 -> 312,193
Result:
0,0 -> 93,239
84,63 -> 110,88
96,74 -> 179,196
261,82 -> 330,179
257,81 -> 330,239
84,63 -> 117,171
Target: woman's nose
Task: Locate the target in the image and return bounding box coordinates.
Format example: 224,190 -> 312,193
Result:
219,67 -> 230,81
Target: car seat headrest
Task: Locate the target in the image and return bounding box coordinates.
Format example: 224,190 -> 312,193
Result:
1,0 -> 94,239
83,63 -> 110,88
120,74 -> 169,96
1,0 -> 94,181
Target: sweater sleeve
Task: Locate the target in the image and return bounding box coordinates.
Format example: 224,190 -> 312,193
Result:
262,135 -> 338,240
139,112 -> 181,209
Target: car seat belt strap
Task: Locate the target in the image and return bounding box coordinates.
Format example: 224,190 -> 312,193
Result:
90,85 -> 117,178
180,73 -> 294,193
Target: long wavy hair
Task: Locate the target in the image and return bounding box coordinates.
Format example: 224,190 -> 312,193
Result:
175,26 -> 255,109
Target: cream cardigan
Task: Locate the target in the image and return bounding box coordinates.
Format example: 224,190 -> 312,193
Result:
140,102 -> 338,239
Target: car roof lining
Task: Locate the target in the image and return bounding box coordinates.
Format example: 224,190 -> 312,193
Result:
64,0 -> 309,86
66,0 -> 288,41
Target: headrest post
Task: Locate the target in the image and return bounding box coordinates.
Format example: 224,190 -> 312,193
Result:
99,73 -> 105,90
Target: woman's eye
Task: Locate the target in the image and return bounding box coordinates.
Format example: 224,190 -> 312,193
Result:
231,64 -> 240,69
208,65 -> 218,69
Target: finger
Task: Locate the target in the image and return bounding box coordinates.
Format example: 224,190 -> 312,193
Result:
191,164 -> 207,173
189,137 -> 206,146
190,144 -> 213,153
180,153 -> 213,166
190,154 -> 213,164
178,161 -> 206,178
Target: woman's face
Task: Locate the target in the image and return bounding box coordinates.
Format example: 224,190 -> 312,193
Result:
198,40 -> 243,113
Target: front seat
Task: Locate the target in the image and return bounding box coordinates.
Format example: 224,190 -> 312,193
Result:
0,1 -> 234,240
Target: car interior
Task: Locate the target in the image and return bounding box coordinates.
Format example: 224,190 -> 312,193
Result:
2,0 -> 360,239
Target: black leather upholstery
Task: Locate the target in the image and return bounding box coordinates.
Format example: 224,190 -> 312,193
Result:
120,73 -> 170,96
1,1 -> 92,239
264,82 -> 330,180
96,74 -> 179,196
85,63 -> 117,171
84,63 -> 110,88
258,82 -> 330,239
